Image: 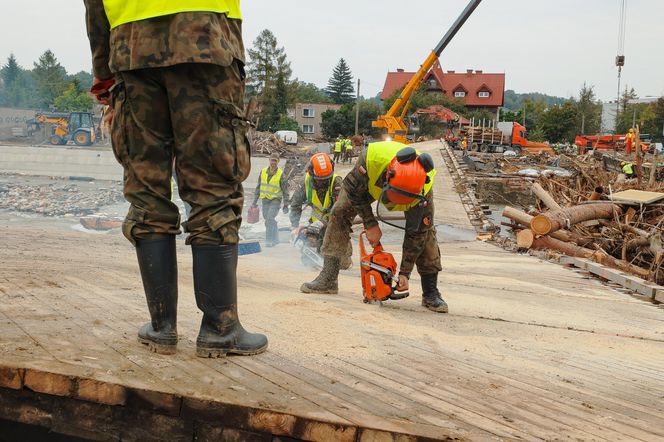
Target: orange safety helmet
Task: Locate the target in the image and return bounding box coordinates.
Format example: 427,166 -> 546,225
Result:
383,147 -> 434,205
308,152 -> 334,180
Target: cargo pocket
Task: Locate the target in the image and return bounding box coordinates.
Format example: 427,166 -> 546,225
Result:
207,206 -> 240,245
208,98 -> 252,184
110,80 -> 130,167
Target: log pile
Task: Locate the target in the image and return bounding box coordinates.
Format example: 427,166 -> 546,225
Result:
460,126 -> 506,144
250,131 -> 302,156
502,155 -> 664,285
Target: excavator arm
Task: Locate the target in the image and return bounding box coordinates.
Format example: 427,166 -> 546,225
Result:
373,0 -> 483,143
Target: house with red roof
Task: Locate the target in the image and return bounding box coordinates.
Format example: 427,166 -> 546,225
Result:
380,61 -> 505,118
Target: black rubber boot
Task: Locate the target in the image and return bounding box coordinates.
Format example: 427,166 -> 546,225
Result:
193,244 -> 268,357
136,236 -> 178,354
421,273 -> 449,313
300,256 -> 340,294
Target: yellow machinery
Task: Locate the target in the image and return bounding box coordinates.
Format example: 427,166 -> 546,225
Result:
29,111 -> 97,146
372,0 -> 483,143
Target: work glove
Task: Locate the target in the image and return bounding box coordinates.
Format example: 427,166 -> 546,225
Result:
365,224 -> 382,248
90,77 -> 115,105
282,205 -> 289,214
396,274 -> 409,292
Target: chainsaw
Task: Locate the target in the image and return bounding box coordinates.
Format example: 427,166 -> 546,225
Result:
292,222 -> 325,269
359,231 -> 409,303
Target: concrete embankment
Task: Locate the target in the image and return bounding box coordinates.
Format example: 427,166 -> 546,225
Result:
0,144 -> 122,181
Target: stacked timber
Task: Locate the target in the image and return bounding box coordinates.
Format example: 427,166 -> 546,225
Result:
502,155 -> 664,285
461,126 -> 507,144
250,131 -> 302,156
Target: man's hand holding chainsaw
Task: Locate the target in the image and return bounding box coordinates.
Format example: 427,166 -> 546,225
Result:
365,224 -> 382,248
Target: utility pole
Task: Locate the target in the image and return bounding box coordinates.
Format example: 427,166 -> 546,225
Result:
581,114 -> 585,135
354,78 -> 360,136
632,107 -> 636,130
522,105 -> 526,126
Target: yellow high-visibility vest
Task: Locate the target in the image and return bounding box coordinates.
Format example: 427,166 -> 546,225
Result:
259,167 -> 283,200
365,141 -> 436,212
305,174 -> 338,223
103,0 -> 242,29
622,163 -> 634,175
334,141 -> 343,153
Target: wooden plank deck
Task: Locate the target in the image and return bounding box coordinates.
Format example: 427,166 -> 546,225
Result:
1,142 -> 664,440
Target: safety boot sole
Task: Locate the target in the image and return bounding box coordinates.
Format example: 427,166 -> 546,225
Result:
422,300 -> 449,313
137,336 -> 178,355
196,343 -> 268,358
300,282 -> 338,294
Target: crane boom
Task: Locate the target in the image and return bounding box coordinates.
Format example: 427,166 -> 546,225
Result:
373,0 -> 483,143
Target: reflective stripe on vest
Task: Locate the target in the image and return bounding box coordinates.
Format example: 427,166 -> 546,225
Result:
305,174 -> 337,223
365,141 -> 436,212
259,167 -> 283,200
102,0 -> 242,29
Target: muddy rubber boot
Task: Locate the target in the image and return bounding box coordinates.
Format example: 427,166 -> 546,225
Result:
421,273 -> 449,313
300,255 -> 340,294
193,244 -> 268,358
136,236 -> 178,355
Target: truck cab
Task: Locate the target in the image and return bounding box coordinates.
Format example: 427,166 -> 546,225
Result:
507,122 -> 552,154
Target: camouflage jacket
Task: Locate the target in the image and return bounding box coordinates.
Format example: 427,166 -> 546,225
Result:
344,150 -> 436,275
84,0 -> 245,80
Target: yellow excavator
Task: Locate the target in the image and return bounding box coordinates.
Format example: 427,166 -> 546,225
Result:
372,0 -> 483,143
28,111 -> 98,146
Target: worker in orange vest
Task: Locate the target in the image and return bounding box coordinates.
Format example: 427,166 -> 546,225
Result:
625,128 -> 635,155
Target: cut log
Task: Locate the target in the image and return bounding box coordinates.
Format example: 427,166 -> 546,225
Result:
502,206 -> 577,244
516,229 -> 535,248
589,186 -> 604,201
531,182 -> 561,210
530,203 -> 623,236
530,235 -> 651,279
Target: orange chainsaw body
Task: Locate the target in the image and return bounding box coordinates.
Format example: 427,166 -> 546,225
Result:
359,231 -> 409,303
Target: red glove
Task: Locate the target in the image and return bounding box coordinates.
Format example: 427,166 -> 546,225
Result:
90,78 -> 115,105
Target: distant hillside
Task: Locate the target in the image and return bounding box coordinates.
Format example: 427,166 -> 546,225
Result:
503,90 -> 567,110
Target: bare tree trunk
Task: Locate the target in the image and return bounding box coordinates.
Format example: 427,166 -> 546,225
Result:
531,182 -> 561,210
530,204 -> 623,236
502,206 -> 577,243
530,235 -> 651,279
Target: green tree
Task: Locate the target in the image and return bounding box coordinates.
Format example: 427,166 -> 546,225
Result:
54,82 -> 93,112
575,83 -> 601,135
321,105 -> 354,138
69,71 -> 93,92
538,102 -> 579,142
619,86 -> 638,113
246,29 -> 291,96
261,71 -> 290,131
32,50 -> 67,108
291,81 -> 331,103
246,29 -> 294,131
1,54 -> 20,87
273,114 -> 301,133
503,89 -> 566,110
326,58 -> 354,104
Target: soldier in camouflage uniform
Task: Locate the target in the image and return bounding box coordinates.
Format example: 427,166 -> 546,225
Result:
300,142 -> 448,313
84,0 -> 267,357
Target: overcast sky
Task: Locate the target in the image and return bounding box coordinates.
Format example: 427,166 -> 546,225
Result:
1,0 -> 662,102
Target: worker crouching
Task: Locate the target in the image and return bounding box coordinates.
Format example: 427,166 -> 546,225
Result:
300,141 -> 449,313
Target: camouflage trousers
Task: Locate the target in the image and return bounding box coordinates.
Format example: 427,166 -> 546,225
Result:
111,62 -> 251,246
321,189 -> 442,275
